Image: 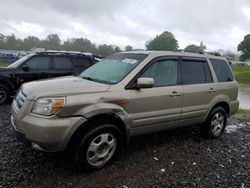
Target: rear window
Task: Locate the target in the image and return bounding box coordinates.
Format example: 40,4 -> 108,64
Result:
210,59 -> 234,82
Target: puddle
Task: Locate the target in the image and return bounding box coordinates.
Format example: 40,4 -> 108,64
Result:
239,86 -> 250,110
225,122 -> 250,133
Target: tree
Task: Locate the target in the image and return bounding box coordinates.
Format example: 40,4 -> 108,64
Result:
62,38 -> 97,53
0,33 -> 6,49
98,44 -> 115,56
43,34 -> 61,50
5,34 -> 19,50
125,45 -> 133,51
224,50 -> 240,61
113,46 -> 121,53
22,36 -> 41,50
238,34 -> 250,61
184,44 -> 203,53
146,31 -> 178,51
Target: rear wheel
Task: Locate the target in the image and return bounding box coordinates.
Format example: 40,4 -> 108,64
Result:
0,84 -> 10,105
75,124 -> 122,171
201,106 -> 227,138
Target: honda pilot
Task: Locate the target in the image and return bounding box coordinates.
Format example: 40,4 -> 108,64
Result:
10,51 -> 239,170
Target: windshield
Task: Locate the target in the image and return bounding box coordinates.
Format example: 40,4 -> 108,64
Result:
79,53 -> 147,84
7,54 -> 34,68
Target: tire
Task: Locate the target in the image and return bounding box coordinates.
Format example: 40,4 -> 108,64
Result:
201,106 -> 227,138
75,124 -> 122,171
0,84 -> 10,105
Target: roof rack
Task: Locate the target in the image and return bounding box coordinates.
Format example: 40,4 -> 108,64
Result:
205,52 -> 221,56
37,50 -> 93,56
173,50 -> 221,56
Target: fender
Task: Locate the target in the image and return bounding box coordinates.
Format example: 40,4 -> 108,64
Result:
204,94 -> 231,121
76,102 -> 131,131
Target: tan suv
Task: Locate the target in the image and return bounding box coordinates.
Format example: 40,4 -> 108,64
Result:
10,51 -> 239,170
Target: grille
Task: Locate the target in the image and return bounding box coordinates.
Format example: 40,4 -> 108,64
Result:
13,89 -> 27,112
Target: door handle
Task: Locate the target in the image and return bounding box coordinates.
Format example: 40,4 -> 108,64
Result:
169,91 -> 181,97
208,88 -> 216,93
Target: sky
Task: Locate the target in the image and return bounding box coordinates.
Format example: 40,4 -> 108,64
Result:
0,0 -> 250,51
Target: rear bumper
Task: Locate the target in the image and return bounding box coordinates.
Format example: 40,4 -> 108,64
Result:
11,105 -> 87,152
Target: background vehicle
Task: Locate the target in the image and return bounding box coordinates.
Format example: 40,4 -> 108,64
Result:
10,51 -> 239,170
0,51 -> 102,104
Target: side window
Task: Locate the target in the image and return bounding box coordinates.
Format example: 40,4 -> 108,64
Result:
141,59 -> 178,87
25,56 -> 50,70
54,57 -> 72,69
72,57 -> 93,70
210,59 -> 234,82
182,60 -> 207,84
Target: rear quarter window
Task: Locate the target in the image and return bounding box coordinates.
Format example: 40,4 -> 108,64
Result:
210,59 -> 234,82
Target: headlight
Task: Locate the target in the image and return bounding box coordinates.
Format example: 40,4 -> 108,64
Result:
32,97 -> 65,116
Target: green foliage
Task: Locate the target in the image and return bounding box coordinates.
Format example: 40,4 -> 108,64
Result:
238,34 -> 250,61
232,65 -> 250,84
0,33 -> 129,56
146,31 -> 178,51
125,45 -> 133,51
184,44 -> 203,53
62,38 -> 97,53
97,44 -> 115,56
238,109 -> 250,115
0,60 -> 12,67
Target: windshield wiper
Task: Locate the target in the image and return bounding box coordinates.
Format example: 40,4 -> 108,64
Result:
81,76 -> 95,81
81,76 -> 113,84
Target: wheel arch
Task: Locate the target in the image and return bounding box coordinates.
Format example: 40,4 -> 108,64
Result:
0,76 -> 15,91
211,102 -> 230,116
67,113 -> 130,151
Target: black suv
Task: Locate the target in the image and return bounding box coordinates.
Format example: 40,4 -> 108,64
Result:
0,51 -> 101,104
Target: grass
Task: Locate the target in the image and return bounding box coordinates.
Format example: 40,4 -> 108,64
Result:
0,60 -> 12,67
231,65 -> 250,84
237,109 -> 250,122
238,109 -> 250,115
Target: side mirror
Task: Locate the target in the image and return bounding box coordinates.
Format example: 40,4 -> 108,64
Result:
137,77 -> 154,89
22,65 -> 30,72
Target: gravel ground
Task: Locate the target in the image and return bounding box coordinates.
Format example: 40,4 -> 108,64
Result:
0,104 -> 250,188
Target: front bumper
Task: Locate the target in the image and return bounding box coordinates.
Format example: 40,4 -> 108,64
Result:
11,103 -> 87,152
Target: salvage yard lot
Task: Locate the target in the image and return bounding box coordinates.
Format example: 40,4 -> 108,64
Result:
0,105 -> 249,187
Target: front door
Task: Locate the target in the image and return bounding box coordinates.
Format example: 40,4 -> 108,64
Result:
130,57 -> 183,131
15,56 -> 52,87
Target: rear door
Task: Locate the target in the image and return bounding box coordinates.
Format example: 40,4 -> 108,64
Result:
181,57 -> 215,123
130,57 -> 183,130
51,56 -> 74,77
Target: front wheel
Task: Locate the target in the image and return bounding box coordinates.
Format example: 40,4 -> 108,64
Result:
201,106 -> 227,138
75,124 -> 122,171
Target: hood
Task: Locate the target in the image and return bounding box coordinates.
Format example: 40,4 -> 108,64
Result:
22,76 -> 111,100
